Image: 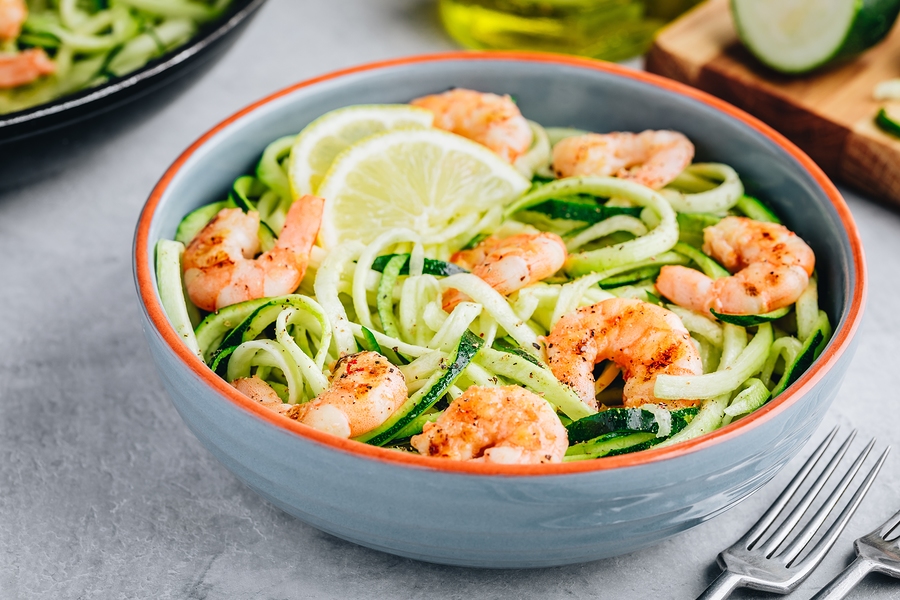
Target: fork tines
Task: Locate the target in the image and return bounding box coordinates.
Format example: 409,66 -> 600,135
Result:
742,428 -> 889,569
699,427 -> 890,599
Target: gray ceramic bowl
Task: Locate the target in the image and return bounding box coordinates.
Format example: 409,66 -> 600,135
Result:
134,52 -> 866,568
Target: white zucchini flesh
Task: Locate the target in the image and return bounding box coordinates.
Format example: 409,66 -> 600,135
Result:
732,0 -> 859,73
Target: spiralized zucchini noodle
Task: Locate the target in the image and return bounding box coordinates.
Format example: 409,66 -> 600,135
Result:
0,0 -> 231,114
155,98 -> 832,464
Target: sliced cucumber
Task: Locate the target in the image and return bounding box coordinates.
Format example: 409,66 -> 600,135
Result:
393,411 -> 442,440
258,221 -> 277,253
207,295 -> 312,372
677,212 -> 721,247
598,265 -> 661,289
376,254 -> 406,341
566,432 -> 658,460
565,408 -> 698,460
735,195 -> 781,224
771,311 -> 831,397
229,175 -> 266,212
194,297 -> 270,361
355,330 -> 483,446
155,239 -> 202,358
461,232 -> 490,250
492,337 -> 544,368
673,242 -> 730,279
566,407 -> 699,444
523,199 -> 642,224
875,106 -> 900,136
369,253 -> 468,277
732,0 -> 900,74
711,306 -> 791,327
357,326 -> 383,354
174,200 -> 231,245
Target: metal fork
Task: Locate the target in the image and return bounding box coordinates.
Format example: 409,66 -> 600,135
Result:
810,507 -> 900,598
696,428 -> 890,600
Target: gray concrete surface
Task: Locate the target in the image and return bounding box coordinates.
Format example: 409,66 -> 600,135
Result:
1,1 -> 898,598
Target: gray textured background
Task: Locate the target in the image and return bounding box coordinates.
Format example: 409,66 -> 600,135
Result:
1,1 -> 899,598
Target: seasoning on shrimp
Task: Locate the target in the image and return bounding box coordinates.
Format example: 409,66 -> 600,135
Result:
442,232 -> 566,311
285,351 -> 408,438
655,216 -> 815,316
410,386 -> 568,464
182,195 -> 324,312
545,298 -> 703,411
410,88 -> 533,163
551,130 -> 694,189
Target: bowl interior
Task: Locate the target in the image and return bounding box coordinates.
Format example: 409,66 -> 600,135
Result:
138,54 -> 862,474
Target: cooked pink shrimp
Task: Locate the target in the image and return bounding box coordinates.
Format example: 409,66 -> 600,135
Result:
410,386 -> 567,464
545,298 -> 703,411
410,88 -> 533,163
655,216 -> 815,316
0,0 -> 27,41
0,49 -> 56,89
551,130 -> 694,189
442,232 -> 567,311
284,351 -> 407,438
233,375 -> 290,415
183,195 -> 324,312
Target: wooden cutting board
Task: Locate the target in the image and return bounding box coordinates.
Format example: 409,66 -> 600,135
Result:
646,0 -> 900,206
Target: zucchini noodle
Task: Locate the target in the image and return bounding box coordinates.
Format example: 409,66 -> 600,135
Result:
314,241 -> 365,357
226,340 -> 304,405
564,215 -> 648,252
155,239 -> 202,359
506,177 -> 679,276
661,163 -> 744,214
513,120 -> 551,179
157,110 -> 833,462
438,273 -> 542,356
655,323 -> 773,400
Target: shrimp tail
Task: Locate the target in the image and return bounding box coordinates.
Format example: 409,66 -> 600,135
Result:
278,194 -> 324,280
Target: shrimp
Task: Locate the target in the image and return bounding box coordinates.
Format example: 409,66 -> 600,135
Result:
545,298 -> 703,411
284,351 -> 407,439
410,386 -> 568,464
551,130 -> 694,190
233,375 -> 290,415
655,216 -> 815,316
0,0 -> 27,41
183,194 -> 324,312
410,88 -> 533,163
0,49 -> 56,89
442,232 -> 566,311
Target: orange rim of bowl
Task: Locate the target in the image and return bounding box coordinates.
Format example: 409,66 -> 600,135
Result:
134,51 -> 866,477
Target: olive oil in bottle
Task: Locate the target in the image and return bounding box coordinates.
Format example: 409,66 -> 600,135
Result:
439,0 -> 699,62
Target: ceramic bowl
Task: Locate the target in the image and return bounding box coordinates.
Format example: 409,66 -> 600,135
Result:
0,0 -> 266,143
133,52 -> 866,568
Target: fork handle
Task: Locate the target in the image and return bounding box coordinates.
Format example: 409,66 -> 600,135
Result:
695,570 -> 744,600
810,556 -> 875,599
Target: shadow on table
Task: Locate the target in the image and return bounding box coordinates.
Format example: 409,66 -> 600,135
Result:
0,73 -> 208,195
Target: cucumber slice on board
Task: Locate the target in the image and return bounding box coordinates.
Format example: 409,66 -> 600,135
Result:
732,0 -> 900,74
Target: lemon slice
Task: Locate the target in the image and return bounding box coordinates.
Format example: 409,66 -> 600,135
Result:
288,104 -> 434,197
316,128 -> 531,249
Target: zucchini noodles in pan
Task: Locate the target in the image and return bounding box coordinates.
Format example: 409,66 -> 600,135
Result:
0,0 -> 231,114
